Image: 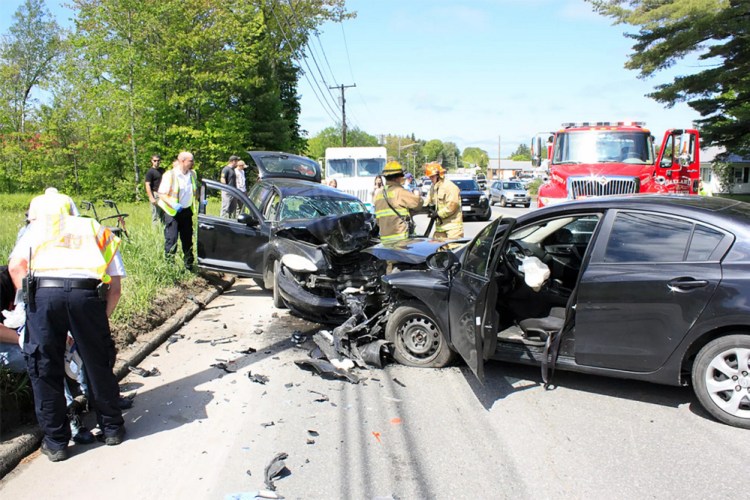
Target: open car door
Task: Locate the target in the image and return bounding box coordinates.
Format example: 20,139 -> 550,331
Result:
196,179 -> 267,277
655,129 -> 701,194
447,217 -> 516,381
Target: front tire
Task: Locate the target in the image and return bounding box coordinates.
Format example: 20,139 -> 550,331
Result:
272,260 -> 286,309
692,334 -> 750,429
385,302 -> 455,367
500,196 -> 507,207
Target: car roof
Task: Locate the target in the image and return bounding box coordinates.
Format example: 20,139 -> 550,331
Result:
531,194 -> 750,230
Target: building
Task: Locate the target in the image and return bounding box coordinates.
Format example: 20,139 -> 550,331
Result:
701,147 -> 750,194
486,159 -> 534,181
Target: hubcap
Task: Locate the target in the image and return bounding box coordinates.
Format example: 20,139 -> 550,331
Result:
705,347 -> 750,418
397,315 -> 440,362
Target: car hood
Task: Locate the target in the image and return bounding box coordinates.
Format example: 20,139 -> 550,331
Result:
460,189 -> 485,197
363,238 -> 468,264
276,212 -> 377,254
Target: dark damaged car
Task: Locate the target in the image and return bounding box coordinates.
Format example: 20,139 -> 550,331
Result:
379,195 -> 750,429
196,153 -> 456,323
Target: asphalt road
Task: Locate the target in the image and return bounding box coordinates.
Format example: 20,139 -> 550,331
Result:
3,200 -> 748,497
1,270 -> 748,499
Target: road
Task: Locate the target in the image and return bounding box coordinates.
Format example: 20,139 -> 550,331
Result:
2,260 -> 748,498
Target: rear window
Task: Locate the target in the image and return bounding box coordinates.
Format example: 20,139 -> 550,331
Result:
253,154 -> 319,180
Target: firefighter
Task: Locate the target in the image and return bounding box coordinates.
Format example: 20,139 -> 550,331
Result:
424,162 -> 463,240
373,161 -> 423,242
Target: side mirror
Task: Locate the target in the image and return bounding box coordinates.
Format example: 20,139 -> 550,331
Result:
237,213 -> 259,227
426,251 -> 458,272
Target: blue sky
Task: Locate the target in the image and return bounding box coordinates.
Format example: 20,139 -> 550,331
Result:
2,0 -> 702,158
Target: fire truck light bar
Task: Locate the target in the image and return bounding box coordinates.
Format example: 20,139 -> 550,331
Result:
561,121 -> 647,128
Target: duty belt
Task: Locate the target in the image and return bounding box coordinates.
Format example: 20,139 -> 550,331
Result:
36,278 -> 101,290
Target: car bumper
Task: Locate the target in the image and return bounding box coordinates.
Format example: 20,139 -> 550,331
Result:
277,266 -> 349,323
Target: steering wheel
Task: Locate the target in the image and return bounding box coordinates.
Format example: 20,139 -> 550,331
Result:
505,239 -> 527,278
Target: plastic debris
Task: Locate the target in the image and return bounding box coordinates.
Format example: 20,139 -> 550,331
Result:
211,362 -> 237,373
360,340 -> 391,368
264,452 -> 290,491
291,331 -> 305,345
393,378 -> 406,388
225,490 -> 285,500
260,421 -> 275,428
372,431 -> 381,443
248,372 -> 269,385
128,366 -> 160,377
237,347 -> 257,355
308,390 -> 329,402
294,359 -> 360,384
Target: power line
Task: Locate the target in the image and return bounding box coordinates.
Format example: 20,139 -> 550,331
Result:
269,4 -> 341,125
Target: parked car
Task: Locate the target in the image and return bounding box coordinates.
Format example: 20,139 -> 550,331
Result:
420,179 -> 432,196
378,195 -> 750,428
489,180 -> 531,208
448,176 -> 491,221
196,152 -> 451,323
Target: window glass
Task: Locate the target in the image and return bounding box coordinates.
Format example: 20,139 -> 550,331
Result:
453,179 -> 480,191
202,184 -> 245,220
327,159 -> 354,177
357,158 -> 385,176
687,225 -> 724,261
277,195 -> 367,221
604,212 -> 692,263
463,221 -> 498,277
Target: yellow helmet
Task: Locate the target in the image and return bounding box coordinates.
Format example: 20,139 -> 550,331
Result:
382,161 -> 404,177
424,162 -> 444,177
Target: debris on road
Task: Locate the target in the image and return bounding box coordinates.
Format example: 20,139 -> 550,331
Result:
260,421 -> 275,428
290,331 -> 305,345
211,362 -> 237,373
248,372 -> 270,385
393,378 -> 407,388
308,390 -> 329,403
225,490 -> 285,500
293,359 -> 361,384
264,452 -> 290,491
195,334 -> 236,346
237,347 -> 257,355
127,365 -> 160,377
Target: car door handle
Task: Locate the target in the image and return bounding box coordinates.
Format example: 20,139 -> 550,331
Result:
668,278 -> 709,292
199,223 -> 214,230
467,293 -> 477,302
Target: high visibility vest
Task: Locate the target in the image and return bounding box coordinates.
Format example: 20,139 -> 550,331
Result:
157,169 -> 197,216
31,215 -> 120,283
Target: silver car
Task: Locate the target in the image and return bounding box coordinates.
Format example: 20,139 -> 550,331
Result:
489,180 -> 530,207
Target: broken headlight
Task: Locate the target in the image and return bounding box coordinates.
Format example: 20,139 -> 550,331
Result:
281,254 -> 318,272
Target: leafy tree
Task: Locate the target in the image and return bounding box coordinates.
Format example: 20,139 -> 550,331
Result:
589,0 -> 750,156
510,143 -> 532,161
0,0 -> 63,189
306,126 -> 379,160
422,139 -> 444,163
462,147 -> 489,171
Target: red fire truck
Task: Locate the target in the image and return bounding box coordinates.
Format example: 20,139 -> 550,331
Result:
531,122 -> 701,208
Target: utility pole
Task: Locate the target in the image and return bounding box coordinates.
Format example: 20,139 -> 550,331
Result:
330,83 -> 356,146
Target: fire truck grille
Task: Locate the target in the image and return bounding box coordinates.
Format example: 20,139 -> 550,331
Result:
569,176 -> 639,199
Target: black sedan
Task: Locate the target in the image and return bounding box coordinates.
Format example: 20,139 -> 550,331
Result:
379,195 -> 750,429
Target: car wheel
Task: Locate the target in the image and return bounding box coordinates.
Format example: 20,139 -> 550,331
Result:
272,260 -> 286,309
692,334 -> 750,429
385,301 -> 455,368
524,203 -> 530,208
500,196 -> 506,207
480,207 -> 491,221
489,198 -> 494,206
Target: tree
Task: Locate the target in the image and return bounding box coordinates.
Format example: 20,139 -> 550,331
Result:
0,0 -> 63,189
509,144 -> 531,161
589,0 -> 750,156
306,126 -> 379,160
462,147 -> 489,171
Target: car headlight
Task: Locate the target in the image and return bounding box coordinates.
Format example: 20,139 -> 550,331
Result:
480,195 -> 487,202
281,254 -> 318,272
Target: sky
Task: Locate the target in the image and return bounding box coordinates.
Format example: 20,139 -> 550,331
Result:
1,0 -> 703,159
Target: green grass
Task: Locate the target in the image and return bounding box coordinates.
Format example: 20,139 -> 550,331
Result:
0,194 -> 200,331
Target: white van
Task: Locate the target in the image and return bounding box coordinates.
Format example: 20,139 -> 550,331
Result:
325,147 -> 387,209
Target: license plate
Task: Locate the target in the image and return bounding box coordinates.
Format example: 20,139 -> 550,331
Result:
462,206 -> 471,211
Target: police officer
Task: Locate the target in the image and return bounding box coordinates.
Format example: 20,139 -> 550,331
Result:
424,162 -> 463,240
8,191 -> 126,462
373,161 -> 423,242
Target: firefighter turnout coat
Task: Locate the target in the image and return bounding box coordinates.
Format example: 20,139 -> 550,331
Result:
425,177 -> 463,239
374,180 -> 423,242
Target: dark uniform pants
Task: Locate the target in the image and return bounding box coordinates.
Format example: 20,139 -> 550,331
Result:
24,286 -> 124,450
164,207 -> 194,267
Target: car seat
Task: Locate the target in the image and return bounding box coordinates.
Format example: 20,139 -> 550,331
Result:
518,307 -> 565,342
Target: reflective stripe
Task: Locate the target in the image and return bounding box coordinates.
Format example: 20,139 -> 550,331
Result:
31,216 -> 121,281
157,169 -> 197,216
380,231 -> 408,242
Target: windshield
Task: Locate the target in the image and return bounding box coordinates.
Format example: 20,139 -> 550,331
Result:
327,159 -> 355,177
279,195 -> 367,221
553,130 -> 654,165
358,158 -> 386,176
454,179 -> 480,191
503,182 -> 523,190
